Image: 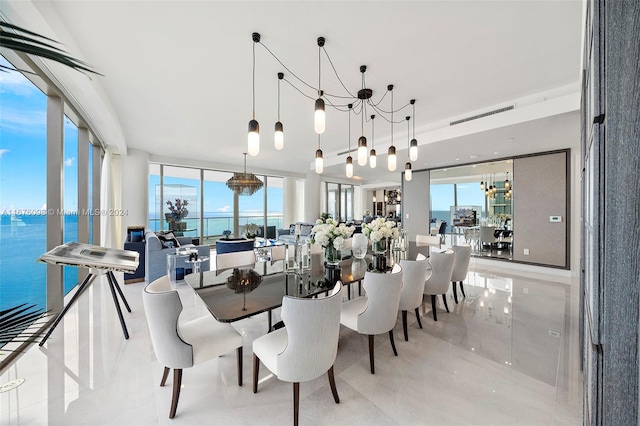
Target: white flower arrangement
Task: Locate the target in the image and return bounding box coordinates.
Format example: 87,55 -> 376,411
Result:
242,223 -> 260,238
310,218 -> 355,250
361,217 -> 399,242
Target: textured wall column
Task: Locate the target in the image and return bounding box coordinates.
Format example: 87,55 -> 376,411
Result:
304,172 -> 321,223
46,95 -> 64,312
120,149 -> 149,241
283,177 -> 297,225
402,169 -> 430,242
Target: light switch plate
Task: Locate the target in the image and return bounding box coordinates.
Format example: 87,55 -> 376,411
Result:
549,215 -> 562,222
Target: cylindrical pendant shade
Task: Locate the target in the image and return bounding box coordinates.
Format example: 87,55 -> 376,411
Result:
405,162 -> 412,181
369,149 -> 377,169
274,121 -> 284,150
409,139 -> 418,161
315,149 -> 323,174
387,145 -> 397,172
248,119 -> 260,156
357,136 -> 367,166
346,156 -> 353,178
314,98 -> 325,134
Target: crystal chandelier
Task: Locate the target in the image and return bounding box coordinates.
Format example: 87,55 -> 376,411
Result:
226,153 -> 264,196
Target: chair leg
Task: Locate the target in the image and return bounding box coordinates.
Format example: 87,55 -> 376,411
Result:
459,281 -> 466,298
236,346 -> 243,387
415,308 -> 423,329
442,294 -> 450,313
253,353 -> 260,393
452,282 -> 459,304
368,335 -> 375,374
160,366 -> 170,387
293,382 -> 300,426
327,365 -> 340,403
388,330 -> 398,356
431,295 -> 438,321
169,369 -> 182,419
402,310 -> 408,341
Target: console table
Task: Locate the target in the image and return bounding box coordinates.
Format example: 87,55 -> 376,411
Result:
37,242 -> 139,346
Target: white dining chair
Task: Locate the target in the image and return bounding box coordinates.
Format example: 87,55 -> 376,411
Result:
143,276 -> 243,419
480,225 -> 499,251
423,249 -> 455,321
340,264 -> 403,374
451,244 -> 472,303
216,250 -> 256,270
398,254 -> 429,341
252,282 -> 343,426
270,244 -> 295,261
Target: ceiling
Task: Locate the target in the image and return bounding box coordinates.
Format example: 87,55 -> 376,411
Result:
13,0 -> 584,185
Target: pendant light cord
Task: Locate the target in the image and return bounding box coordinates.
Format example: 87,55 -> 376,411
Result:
318,45 -> 321,97
371,115 -> 375,148
391,89 -> 394,146
348,105 -> 352,153
277,77 -> 281,121
252,42 -> 256,119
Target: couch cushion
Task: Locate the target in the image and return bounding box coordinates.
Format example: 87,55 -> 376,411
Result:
300,223 -> 314,236
157,232 -> 181,249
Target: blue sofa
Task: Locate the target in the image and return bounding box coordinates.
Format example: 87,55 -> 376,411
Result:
215,238 -> 255,254
276,222 -> 315,245
144,231 -> 211,283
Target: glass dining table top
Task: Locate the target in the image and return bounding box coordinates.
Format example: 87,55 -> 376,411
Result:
184,252 -> 403,323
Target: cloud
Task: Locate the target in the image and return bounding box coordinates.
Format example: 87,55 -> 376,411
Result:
64,157 -> 75,167
0,149 -> 9,158
216,205 -> 231,212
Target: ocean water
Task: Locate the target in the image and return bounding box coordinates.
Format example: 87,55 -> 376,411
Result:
0,214 -> 78,312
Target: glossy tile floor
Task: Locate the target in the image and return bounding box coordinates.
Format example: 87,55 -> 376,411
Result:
1,260 -> 582,425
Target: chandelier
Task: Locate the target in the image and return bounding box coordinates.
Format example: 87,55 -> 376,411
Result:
226,153 -> 264,196
247,32 -> 418,177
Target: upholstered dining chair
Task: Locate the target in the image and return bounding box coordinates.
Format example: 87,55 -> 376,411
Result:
340,264 -> 403,374
215,250 -> 256,271
252,282 -> 343,426
480,225 -> 499,251
142,276 -> 243,419
451,245 -> 472,304
269,244 -> 295,262
398,254 -> 430,341
423,250 -> 455,321
416,233 -> 442,258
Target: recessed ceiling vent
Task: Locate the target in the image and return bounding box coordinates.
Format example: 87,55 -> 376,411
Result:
450,105 -> 514,126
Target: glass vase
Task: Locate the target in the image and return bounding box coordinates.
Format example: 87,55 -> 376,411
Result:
324,245 -> 341,265
352,233 -> 368,259
372,237 -> 387,254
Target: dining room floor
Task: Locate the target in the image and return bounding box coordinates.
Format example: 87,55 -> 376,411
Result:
0,259 -> 582,425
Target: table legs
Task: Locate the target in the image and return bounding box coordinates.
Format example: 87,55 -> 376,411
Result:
39,271 -> 131,346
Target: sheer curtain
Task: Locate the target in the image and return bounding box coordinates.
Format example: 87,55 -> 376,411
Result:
100,148 -> 123,248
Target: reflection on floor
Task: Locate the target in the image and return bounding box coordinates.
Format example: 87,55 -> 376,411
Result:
0,261 -> 582,425
441,233 -> 513,260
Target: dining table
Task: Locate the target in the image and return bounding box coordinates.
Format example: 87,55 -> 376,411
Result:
184,250 -> 407,331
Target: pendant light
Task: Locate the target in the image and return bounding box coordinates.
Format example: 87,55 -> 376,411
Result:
315,135 -> 323,174
388,84 -> 397,172
314,37 -> 325,134
404,116 -> 412,181
357,67 -> 368,166
409,99 -> 418,161
274,72 -> 284,150
369,114 -> 377,168
248,33 -> 260,156
505,172 -> 511,189
480,176 -> 485,191
346,104 -> 354,178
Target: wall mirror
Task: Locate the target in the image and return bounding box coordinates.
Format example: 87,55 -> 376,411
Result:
430,159 -> 514,260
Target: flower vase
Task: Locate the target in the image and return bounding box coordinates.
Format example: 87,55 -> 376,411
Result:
324,245 -> 341,266
372,237 -> 388,254
352,233 -> 368,259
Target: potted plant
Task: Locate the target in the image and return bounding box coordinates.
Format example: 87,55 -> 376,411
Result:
166,199 -> 189,231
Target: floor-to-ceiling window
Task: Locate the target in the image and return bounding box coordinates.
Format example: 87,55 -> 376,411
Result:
325,182 -> 354,222
162,166 -> 200,239
430,183 -> 455,234
148,163 -> 161,232
203,170 -> 234,242
0,56 -> 48,313
266,176 -> 284,236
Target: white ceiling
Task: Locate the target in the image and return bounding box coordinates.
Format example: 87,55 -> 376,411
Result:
13,0 -> 584,185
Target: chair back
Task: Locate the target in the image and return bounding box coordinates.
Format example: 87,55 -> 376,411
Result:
215,239 -> 255,254
277,282 -> 343,382
451,245 -> 472,282
358,264 -> 403,335
270,244 -> 295,261
142,277 -> 193,369
480,226 -> 498,244
216,250 -> 256,270
416,234 -> 441,248
424,250 -> 455,295
399,255 -> 429,311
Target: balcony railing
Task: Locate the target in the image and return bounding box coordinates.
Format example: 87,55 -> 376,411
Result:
148,214 -> 284,240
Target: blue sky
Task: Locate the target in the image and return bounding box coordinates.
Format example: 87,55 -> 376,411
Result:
0,56 -> 80,212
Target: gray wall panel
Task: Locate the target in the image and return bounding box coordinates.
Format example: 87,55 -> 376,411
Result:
512,152 -> 567,267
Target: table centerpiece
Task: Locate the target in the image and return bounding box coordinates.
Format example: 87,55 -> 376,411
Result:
362,217 -> 400,255
310,218 -> 355,266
